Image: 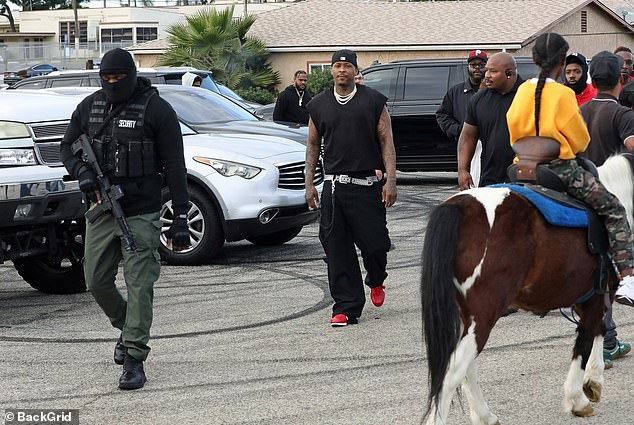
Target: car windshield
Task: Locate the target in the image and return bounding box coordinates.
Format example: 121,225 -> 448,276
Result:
159,88 -> 257,124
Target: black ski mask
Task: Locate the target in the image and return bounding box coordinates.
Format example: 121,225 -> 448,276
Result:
563,53 -> 589,95
99,48 -> 137,105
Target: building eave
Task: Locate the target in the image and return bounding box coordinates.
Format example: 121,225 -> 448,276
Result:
267,44 -> 524,53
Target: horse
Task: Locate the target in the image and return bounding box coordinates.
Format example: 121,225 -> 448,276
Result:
420,153 -> 634,425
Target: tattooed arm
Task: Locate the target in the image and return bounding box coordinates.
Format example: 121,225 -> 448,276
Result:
305,118 -> 321,209
377,106 -> 397,207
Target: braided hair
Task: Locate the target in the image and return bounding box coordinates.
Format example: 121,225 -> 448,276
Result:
531,33 -> 569,136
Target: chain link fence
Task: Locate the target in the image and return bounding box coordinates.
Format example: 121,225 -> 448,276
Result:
0,41 -> 137,73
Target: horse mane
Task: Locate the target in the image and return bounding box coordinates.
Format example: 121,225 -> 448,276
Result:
598,154 -> 634,228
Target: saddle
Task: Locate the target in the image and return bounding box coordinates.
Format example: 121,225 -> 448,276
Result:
506,137 -> 614,297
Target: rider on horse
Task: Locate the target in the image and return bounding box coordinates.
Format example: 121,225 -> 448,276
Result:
506,32 -> 634,307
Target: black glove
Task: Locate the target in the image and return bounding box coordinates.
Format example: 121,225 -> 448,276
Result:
77,165 -> 98,195
166,215 -> 190,248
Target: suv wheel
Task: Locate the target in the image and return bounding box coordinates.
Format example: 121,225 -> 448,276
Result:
247,225 -> 302,246
159,185 -> 224,265
12,220 -> 86,294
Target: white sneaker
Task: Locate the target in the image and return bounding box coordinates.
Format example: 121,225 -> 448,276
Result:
615,275 -> 634,307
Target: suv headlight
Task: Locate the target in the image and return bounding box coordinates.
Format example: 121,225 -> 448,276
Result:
0,148 -> 37,165
193,156 -> 261,179
0,121 -> 30,139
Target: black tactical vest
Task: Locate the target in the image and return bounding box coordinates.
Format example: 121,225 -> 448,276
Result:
87,90 -> 160,178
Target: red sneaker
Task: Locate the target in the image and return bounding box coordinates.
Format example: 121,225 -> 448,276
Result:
370,285 -> 385,307
330,314 -> 349,327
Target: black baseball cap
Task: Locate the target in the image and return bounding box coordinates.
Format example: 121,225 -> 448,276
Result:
331,49 -> 358,68
565,52 -> 587,68
590,51 -> 624,87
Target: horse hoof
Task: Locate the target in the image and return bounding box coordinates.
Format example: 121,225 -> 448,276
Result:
573,405 -> 595,417
583,381 -> 602,403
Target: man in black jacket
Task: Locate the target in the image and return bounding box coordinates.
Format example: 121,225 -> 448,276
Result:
273,70 -> 312,125
436,49 -> 487,184
60,48 -> 190,390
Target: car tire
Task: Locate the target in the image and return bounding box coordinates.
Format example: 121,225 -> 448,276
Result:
12,220 -> 86,294
246,225 -> 302,246
159,185 -> 224,265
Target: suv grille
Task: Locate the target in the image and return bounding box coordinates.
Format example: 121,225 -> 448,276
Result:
35,142 -> 63,166
29,122 -> 69,140
278,161 -> 324,190
28,121 -> 69,166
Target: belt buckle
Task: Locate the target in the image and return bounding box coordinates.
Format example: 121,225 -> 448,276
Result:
338,175 -> 351,184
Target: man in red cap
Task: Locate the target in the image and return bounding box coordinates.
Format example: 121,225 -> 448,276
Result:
436,49 -> 487,185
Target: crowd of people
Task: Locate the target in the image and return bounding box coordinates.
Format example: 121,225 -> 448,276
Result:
436,36 -> 634,369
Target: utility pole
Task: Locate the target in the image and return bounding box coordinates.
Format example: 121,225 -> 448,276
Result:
244,0 -> 247,17
72,0 -> 80,59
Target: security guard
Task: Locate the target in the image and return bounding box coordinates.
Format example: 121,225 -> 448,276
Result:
60,48 -> 190,390
305,49 -> 397,327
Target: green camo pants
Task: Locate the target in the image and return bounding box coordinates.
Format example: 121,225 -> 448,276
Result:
83,211 -> 161,361
547,159 -> 634,274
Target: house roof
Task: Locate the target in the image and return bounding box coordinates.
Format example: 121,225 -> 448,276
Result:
128,0 -> 634,54
248,0 -> 634,51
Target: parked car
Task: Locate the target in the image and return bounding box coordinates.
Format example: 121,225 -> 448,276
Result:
350,57 -> 539,172
0,90 -> 86,294
10,67 -> 260,112
25,63 -> 58,77
254,102 -> 276,121
2,70 -> 25,86
37,85 -> 322,265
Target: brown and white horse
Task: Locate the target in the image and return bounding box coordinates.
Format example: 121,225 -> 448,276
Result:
421,154 -> 634,425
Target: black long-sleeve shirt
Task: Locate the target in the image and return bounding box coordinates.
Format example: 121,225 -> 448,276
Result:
435,79 -> 479,142
273,85 -> 312,125
60,78 -> 189,217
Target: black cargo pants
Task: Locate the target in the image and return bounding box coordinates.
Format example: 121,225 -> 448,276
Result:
319,179 -> 391,319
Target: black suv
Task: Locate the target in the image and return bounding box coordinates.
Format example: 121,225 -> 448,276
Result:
362,57 -> 538,171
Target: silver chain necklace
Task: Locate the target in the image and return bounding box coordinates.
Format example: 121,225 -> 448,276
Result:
333,85 -> 357,105
295,87 -> 305,106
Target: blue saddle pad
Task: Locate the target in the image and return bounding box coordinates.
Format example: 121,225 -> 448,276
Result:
491,184 -> 588,228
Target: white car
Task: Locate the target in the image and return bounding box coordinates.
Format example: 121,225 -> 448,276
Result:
3,87 -> 322,269
0,91 -> 86,293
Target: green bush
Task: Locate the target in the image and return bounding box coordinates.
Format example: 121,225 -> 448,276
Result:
307,68 -> 333,95
236,87 -> 277,105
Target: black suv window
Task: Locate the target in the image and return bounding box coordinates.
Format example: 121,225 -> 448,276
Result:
363,68 -> 393,97
403,66 -> 450,100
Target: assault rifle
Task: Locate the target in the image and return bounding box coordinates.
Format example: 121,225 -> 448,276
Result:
71,134 -> 138,255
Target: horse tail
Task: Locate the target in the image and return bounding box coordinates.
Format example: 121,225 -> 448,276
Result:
598,154 -> 634,229
421,202 -> 462,420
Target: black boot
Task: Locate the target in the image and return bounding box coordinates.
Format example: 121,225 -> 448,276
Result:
118,353 -> 147,390
114,335 -> 125,365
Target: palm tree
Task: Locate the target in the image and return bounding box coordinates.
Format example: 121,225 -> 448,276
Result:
158,5 -> 279,91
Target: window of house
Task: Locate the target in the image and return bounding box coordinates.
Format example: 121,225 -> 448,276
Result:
309,63 -> 331,73
101,28 -> 134,45
59,21 -> 88,44
403,66 -> 450,100
136,27 -> 158,43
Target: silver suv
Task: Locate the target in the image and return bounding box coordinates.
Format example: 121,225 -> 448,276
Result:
0,91 -> 86,294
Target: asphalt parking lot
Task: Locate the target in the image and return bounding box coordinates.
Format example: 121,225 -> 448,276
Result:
1,172 -> 633,425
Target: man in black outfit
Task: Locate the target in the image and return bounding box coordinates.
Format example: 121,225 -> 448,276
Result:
437,49 -> 487,185
305,49 -> 397,327
436,49 -> 487,143
60,48 -> 190,390
579,51 -> 634,364
458,52 -> 524,189
273,70 -> 312,125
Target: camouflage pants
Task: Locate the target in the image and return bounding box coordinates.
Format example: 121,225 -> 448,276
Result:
548,158 -> 634,274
